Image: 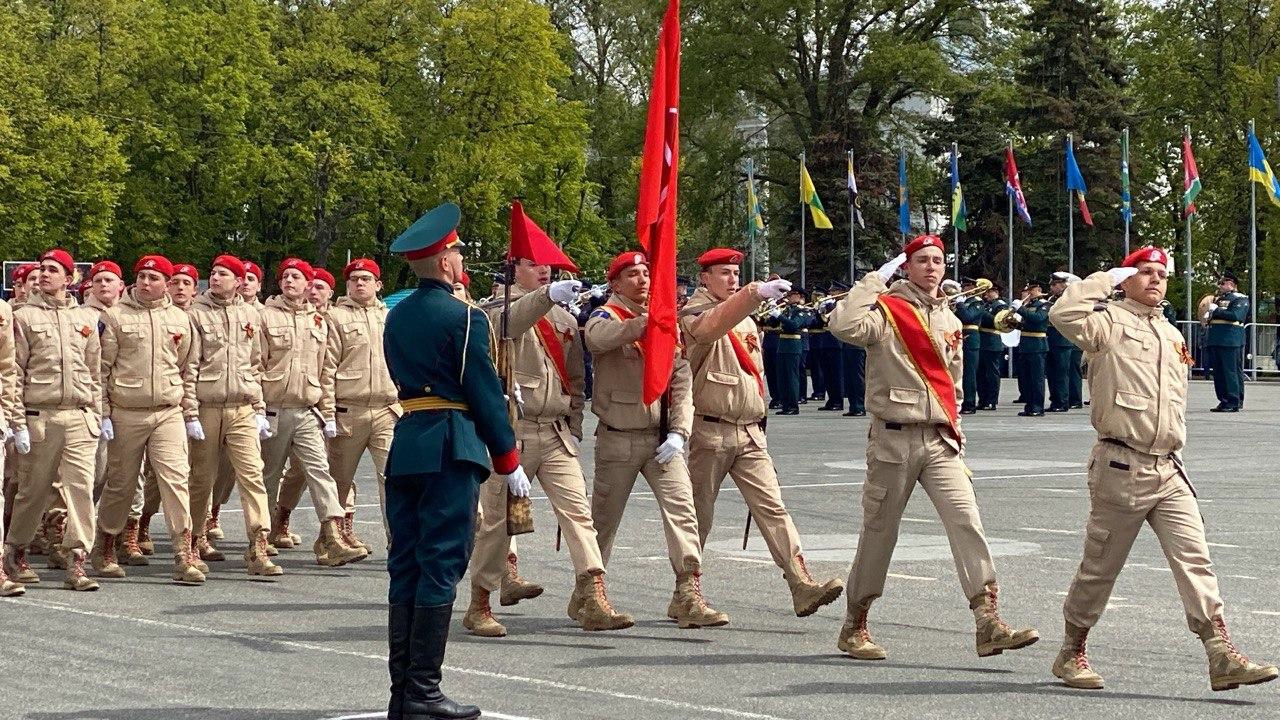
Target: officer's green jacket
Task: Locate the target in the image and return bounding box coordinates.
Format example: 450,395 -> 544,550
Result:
776,305 -> 814,355
979,297 -> 1009,351
954,297 -> 984,351
1205,291 -> 1248,347
1017,298 -> 1051,352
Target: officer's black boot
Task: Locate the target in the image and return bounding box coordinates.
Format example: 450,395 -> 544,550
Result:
387,604 -> 413,720
404,604 -> 481,720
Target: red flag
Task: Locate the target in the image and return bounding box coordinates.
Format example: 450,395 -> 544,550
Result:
636,0 -> 681,405
508,201 -> 579,272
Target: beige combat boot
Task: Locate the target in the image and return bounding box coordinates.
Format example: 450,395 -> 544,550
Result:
63,549 -> 100,592
837,600 -> 887,660
195,533 -> 225,563
268,505 -> 295,549
970,582 -> 1039,657
172,530 -> 206,585
89,532 -> 126,578
342,512 -> 371,554
785,554 -> 844,617
1197,616 -> 1279,691
1051,622 -> 1104,689
29,512 -> 51,555
500,553 -> 543,606
3,543 -> 40,584
117,517 -> 149,566
206,508 -> 224,540
462,584 -> 507,637
187,535 -> 210,574
574,570 -> 634,631
670,564 -> 729,629
313,517 -> 365,566
44,512 -> 68,569
137,512 -> 155,555
0,558 -> 25,597
245,530 -> 284,577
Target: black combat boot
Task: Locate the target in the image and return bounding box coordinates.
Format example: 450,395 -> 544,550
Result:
387,604 -> 413,720
403,604 -> 481,720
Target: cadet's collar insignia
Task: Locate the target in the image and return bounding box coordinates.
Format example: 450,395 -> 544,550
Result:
745,332 -> 759,352
1177,341 -> 1194,366
79,325 -> 92,338
172,332 -> 183,345
244,322 -> 255,339
947,329 -> 963,351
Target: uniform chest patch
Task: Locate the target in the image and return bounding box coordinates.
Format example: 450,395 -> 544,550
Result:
244,322 -> 254,339
79,325 -> 92,338
1177,341 -> 1194,366
314,314 -> 324,328
946,329 -> 963,351
172,332 -> 183,345
745,332 -> 759,352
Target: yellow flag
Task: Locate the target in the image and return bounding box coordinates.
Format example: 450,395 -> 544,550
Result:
800,163 -> 833,229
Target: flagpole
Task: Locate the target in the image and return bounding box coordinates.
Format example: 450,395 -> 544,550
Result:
847,149 -> 855,285
1249,120 -> 1258,381
1007,138 -> 1014,305
900,143 -> 908,243
1067,134 -> 1075,276
1123,127 -> 1131,255
952,142 -> 960,281
799,150 -> 806,289
1184,125 -> 1193,324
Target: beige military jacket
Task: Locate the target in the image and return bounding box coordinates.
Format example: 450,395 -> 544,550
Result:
584,294 -> 693,438
326,295 -> 398,410
1049,271 -> 1188,456
189,290 -> 265,412
0,301 -> 19,428
485,285 -> 586,439
680,284 -> 768,425
828,273 -> 964,451
11,291 -> 102,425
259,294 -> 335,419
100,288 -> 198,418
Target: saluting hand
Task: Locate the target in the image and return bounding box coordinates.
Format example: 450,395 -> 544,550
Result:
1106,267 -> 1139,286
877,253 -> 908,282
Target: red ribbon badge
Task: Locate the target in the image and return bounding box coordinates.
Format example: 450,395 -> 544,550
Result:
314,314 -> 324,328
79,325 -> 92,338
172,332 -> 183,345
244,322 -> 254,339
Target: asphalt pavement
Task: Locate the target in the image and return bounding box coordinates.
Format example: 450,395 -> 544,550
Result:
6,378 -> 1280,720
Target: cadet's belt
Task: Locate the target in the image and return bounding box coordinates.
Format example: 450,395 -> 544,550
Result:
962,325 -> 979,331
1021,332 -> 1047,338
699,414 -> 759,428
1100,437 -> 1175,460
780,333 -> 801,339
1209,320 -> 1243,326
979,328 -> 1002,334
401,397 -> 469,414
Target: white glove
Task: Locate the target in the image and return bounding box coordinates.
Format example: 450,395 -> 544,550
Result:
323,420 -> 338,438
101,418 -> 114,441
1202,310 -> 1213,322
940,279 -> 961,295
503,466 -> 531,497
549,279 -> 583,304
589,284 -> 605,299
1106,267 -> 1139,286
13,427 -> 30,455
185,419 -> 206,441
877,253 -> 908,281
0,425 -> 11,444
757,278 -> 792,300
1052,271 -> 1083,284
654,432 -> 685,465
768,307 -> 782,319
512,383 -> 524,407
1011,299 -> 1023,310
820,298 -> 837,312
256,414 -> 273,440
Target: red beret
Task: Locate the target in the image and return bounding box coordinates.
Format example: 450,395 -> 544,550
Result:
12,263 -> 38,284
902,234 -> 945,259
40,248 -> 75,275
243,261 -> 263,281
278,257 -> 314,282
135,255 -> 174,278
172,264 -> 199,282
344,258 -> 380,280
697,248 -> 744,269
211,254 -> 245,280
1121,246 -> 1169,270
313,268 -> 336,289
460,271 -> 471,288
89,261 -> 123,281
607,251 -> 649,281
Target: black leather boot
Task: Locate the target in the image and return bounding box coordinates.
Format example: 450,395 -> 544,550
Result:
387,604 -> 414,720
404,604 -> 481,720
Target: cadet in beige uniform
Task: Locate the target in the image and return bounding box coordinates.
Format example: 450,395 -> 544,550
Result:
4,249 -> 101,592
1048,247 -> 1277,692
257,257 -> 364,566
93,255 -> 205,585
585,251 -> 727,628
0,286 -> 20,596
464,256 -> 632,637
681,248 -> 843,618
186,255 -> 281,576
827,235 -> 1037,661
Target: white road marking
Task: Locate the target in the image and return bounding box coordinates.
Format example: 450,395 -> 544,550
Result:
17,597 -> 795,720
887,573 -> 937,581
1228,575 -> 1260,580
901,517 -> 940,524
1252,611 -> 1280,617
1206,542 -> 1241,548
1039,488 -> 1080,494
722,557 -> 777,565
1019,527 -> 1079,535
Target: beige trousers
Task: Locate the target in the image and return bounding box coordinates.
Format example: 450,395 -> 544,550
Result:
591,426 -> 701,574
846,421 -> 996,613
688,417 -> 802,570
260,407 -> 343,520
1063,441 -> 1224,632
471,418 -> 604,590
8,407 -> 99,551
188,405 -> 271,541
97,406 -> 193,539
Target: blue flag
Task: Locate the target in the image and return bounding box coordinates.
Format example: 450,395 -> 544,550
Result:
898,150 -> 910,235
1064,138 -> 1094,226
1247,128 -> 1280,207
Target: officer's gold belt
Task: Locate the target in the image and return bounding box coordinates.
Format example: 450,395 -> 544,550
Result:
962,324 -> 979,330
1021,332 -> 1047,338
979,328 -> 1001,334
1209,320 -> 1243,326
780,333 -> 801,339
401,396 -> 469,414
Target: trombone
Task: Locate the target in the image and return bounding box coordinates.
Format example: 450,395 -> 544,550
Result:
944,277 -> 993,305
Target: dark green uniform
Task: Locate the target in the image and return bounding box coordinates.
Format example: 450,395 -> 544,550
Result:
1015,297 -> 1050,415
1205,291 -> 1249,411
954,296 -> 984,413
978,297 -> 1008,409
770,304 -> 813,414
762,322 -> 780,408
1046,295 -> 1074,412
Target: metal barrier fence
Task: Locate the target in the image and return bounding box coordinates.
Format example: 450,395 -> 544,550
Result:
1176,321 -> 1280,379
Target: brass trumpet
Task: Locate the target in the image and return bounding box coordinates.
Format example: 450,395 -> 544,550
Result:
945,277 -> 993,304
993,307 -> 1023,332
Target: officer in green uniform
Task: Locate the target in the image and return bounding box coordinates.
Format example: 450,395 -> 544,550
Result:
766,288 -> 813,415
953,278 -> 984,414
977,282 -> 1007,410
1015,281 -> 1050,416
1204,272 -> 1249,412
1045,273 -> 1074,412
383,202 -> 530,720
812,286 -> 845,411
762,275 -> 782,409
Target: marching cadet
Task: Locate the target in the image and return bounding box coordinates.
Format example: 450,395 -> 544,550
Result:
169,264 -> 199,311
9,264 -> 38,306
766,288 -> 813,416
465,255 -> 632,637
585,251 -> 729,628
1045,274 -> 1075,412
0,277 -> 18,596
1016,281 -> 1050,417
257,258 -> 365,566
92,255 -> 206,585
1202,272 -> 1248,412
1048,247 -> 1276,692
828,235 -> 1038,662
320,258 -> 399,555
953,278 -> 984,414
383,202 -> 527,720
4,249 -> 101,592
240,261 -> 265,309
185,255 -> 281,577
681,248 -> 843,617
976,282 -> 1007,410
309,267 -> 336,313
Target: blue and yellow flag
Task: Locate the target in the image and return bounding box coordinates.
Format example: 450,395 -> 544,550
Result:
1247,128 -> 1280,207
898,149 -> 910,235
746,176 -> 764,232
